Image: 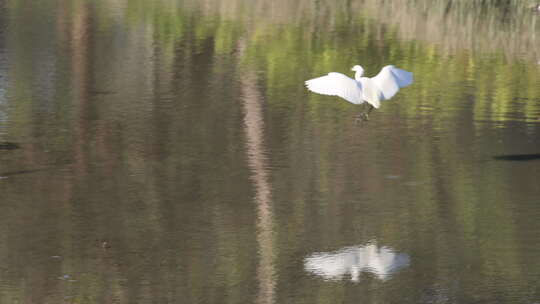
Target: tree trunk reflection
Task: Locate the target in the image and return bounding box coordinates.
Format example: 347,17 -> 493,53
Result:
241,56 -> 275,304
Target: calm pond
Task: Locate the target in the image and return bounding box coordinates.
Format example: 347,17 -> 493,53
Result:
0,0 -> 539,303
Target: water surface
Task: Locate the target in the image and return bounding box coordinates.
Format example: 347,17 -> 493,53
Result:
0,0 -> 539,303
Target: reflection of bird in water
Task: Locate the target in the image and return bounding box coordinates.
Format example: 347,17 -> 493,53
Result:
305,65 -> 413,121
304,244 -> 410,282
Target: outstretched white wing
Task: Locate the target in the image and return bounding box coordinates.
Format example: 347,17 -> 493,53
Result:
371,65 -> 413,100
305,72 -> 364,105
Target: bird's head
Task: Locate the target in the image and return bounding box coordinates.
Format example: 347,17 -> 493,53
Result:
351,65 -> 364,79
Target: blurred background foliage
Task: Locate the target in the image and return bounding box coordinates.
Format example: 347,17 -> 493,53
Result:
117,0 -> 540,124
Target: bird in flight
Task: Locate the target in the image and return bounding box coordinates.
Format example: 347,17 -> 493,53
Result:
305,65 -> 413,120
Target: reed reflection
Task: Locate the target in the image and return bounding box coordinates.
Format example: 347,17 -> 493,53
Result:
0,73 -> 6,128
304,243 -> 410,282
0,18 -> 7,134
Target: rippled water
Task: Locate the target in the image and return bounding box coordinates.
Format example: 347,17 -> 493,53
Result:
0,0 -> 539,303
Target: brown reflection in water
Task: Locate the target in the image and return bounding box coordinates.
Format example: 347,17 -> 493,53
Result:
241,59 -> 275,304
71,0 -> 92,175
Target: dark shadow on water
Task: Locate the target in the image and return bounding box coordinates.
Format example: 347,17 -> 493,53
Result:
493,154 -> 540,161
89,90 -> 116,96
0,142 -> 21,150
0,169 -> 48,177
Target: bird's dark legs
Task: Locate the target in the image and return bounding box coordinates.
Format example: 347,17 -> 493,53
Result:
366,104 -> 374,117
355,103 -> 374,123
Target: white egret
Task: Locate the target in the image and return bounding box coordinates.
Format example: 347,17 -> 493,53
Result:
305,65 -> 413,120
